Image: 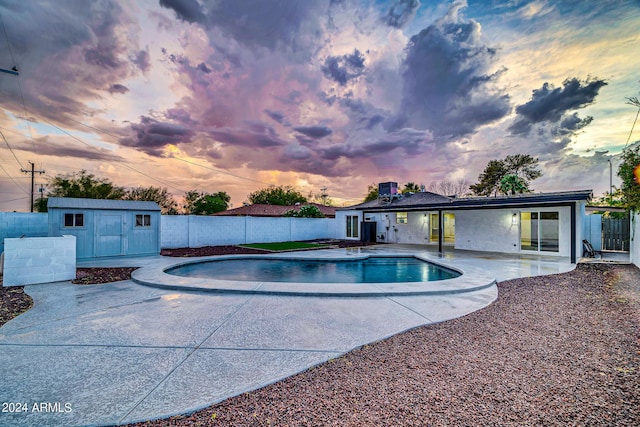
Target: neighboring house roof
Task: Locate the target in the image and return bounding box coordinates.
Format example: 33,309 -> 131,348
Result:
341,190 -> 593,212
214,203 -> 336,217
47,197 -> 161,211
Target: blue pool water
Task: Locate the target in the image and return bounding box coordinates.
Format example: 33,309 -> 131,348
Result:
166,256 -> 460,283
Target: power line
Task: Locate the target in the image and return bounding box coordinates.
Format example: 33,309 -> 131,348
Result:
0,128 -> 24,169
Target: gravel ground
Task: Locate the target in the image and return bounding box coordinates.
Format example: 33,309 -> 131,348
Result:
0,285 -> 33,327
123,263 -> 639,427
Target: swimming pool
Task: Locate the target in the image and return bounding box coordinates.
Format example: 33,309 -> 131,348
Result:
165,256 -> 461,283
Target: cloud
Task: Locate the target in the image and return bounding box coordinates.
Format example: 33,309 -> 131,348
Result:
396,0 -> 511,139
131,49 -> 151,73
264,109 -> 288,125
203,0 -> 328,53
207,122 -> 286,148
509,77 -> 607,135
108,83 -> 129,94
321,49 -> 366,86
14,136 -> 123,162
293,125 -> 333,139
120,116 -> 195,155
159,0 -> 206,24
0,1 -> 146,129
383,0 -> 421,28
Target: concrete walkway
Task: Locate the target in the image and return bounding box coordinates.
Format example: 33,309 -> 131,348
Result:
0,245 -> 574,427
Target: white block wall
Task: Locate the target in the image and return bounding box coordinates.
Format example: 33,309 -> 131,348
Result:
2,236 -> 76,286
160,215 -> 337,248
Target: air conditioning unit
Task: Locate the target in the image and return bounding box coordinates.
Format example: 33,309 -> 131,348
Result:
378,182 -> 398,196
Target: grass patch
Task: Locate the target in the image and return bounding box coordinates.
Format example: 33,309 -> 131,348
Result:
239,241 -> 331,251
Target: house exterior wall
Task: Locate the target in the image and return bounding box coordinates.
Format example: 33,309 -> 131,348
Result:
0,212 -> 48,253
455,206 -> 574,256
334,210 -> 362,240
363,211 -> 432,245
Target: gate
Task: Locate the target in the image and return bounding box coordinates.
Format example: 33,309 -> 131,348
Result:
602,217 -> 630,251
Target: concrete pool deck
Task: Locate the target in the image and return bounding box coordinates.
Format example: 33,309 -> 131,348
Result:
0,245 -> 574,427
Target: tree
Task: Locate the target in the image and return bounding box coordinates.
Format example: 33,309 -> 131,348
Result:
427,179 -> 471,197
248,185 -> 306,205
470,154 -> 542,196
37,170 -> 126,211
618,144 -> 640,211
499,174 -> 529,195
363,184 -> 378,202
182,190 -> 230,215
401,182 -> 421,194
125,186 -> 179,214
283,205 -> 325,218
47,170 -> 126,199
182,190 -> 202,214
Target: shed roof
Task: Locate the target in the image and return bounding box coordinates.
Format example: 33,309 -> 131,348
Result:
47,197 -> 161,211
341,190 -> 593,212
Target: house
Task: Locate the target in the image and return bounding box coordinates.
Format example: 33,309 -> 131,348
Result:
336,182 -> 592,263
47,197 -> 161,259
214,203 -> 336,218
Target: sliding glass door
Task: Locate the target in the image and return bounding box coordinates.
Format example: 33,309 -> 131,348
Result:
521,211 -> 559,252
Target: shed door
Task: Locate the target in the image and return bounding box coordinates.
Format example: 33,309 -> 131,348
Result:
95,213 -> 124,257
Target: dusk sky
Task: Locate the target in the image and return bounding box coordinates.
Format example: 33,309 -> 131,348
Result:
1,0 -> 639,211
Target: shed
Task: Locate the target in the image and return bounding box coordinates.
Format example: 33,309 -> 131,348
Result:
47,197 -> 161,259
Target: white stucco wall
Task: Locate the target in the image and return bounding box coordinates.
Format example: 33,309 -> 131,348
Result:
455,206 -> 573,257
2,236 -> 76,286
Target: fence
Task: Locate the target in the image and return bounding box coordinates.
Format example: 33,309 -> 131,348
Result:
161,216 -> 338,248
0,212 -> 49,253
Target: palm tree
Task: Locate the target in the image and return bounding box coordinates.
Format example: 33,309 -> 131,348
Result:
499,174 -> 530,195
401,182 -> 421,194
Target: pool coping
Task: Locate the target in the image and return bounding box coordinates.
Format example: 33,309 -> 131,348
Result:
131,253 -> 497,297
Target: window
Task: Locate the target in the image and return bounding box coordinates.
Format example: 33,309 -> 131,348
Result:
346,215 -> 359,238
396,212 -> 408,224
135,214 -> 151,227
521,211 -> 559,252
64,213 -> 84,227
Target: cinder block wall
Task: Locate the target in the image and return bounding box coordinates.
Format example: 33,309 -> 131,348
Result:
2,236 -> 76,286
161,216 -> 337,248
0,212 -> 48,253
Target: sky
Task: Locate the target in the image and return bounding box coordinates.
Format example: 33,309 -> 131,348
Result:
0,0 -> 639,212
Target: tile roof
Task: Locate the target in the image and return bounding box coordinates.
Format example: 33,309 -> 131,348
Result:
47,197 -> 161,211
214,203 -> 336,217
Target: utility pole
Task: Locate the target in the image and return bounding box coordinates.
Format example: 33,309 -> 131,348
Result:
21,161 -> 45,212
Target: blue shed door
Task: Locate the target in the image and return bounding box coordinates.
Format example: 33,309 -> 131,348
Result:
95,213 -> 124,257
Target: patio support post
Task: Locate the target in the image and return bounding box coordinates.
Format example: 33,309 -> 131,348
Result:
438,209 -> 443,254
571,202 -> 576,264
